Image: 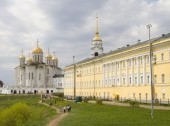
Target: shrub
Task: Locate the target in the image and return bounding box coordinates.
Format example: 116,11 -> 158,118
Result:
129,100 -> 139,107
0,103 -> 31,126
83,97 -> 89,103
115,95 -> 119,101
52,93 -> 64,98
96,99 -> 103,105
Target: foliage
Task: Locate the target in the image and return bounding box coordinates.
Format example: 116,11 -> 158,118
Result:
96,99 -> 103,105
129,100 -> 139,107
83,97 -> 89,103
0,95 -> 56,126
0,103 -> 31,126
115,95 -> 119,101
52,92 -> 64,98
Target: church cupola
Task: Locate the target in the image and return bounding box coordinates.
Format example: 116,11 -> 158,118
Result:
91,17 -> 103,57
19,49 -> 25,66
26,52 -> 33,65
52,52 -> 58,68
32,39 -> 43,63
46,48 -> 52,65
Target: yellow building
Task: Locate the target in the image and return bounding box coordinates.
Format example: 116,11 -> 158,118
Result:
64,19 -> 170,103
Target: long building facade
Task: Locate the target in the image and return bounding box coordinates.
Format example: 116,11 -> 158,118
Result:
64,20 -> 170,103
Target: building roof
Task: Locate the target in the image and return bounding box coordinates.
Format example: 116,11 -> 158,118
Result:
66,33 -> 170,67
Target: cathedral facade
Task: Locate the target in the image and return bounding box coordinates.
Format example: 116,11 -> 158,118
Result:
14,41 -> 63,94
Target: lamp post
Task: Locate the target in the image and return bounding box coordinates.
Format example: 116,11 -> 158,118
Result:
73,56 -> 76,99
146,24 -> 154,119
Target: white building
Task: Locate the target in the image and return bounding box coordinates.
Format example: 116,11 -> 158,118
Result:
14,41 -> 63,94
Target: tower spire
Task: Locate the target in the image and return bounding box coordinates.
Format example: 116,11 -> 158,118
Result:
93,16 -> 102,42
36,38 -> 39,47
21,49 -> 24,56
48,48 -> 50,55
96,16 -> 99,34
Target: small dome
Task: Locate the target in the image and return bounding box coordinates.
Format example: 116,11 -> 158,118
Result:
26,57 -> 33,62
46,54 -> 52,59
52,56 -> 58,61
32,47 -> 43,54
19,55 -> 25,59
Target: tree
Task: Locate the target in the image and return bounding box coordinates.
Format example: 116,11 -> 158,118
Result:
0,80 -> 4,87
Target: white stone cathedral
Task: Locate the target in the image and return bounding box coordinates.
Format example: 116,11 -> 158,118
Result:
14,41 -> 63,94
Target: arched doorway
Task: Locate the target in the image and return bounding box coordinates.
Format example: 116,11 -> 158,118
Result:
46,90 -> 49,94
14,90 -> 17,94
34,90 -> 37,94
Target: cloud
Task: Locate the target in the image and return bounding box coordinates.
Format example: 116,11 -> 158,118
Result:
0,0 -> 170,84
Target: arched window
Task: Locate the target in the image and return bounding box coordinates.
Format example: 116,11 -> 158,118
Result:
95,52 -> 98,56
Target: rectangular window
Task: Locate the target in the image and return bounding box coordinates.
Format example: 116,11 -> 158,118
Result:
128,60 -> 131,67
129,77 -> 131,85
123,78 -> 126,85
140,57 -> 143,65
117,63 -> 119,69
154,75 -> 157,84
21,74 -> 22,81
32,73 -> 33,79
123,61 -> 125,68
147,75 -> 150,84
29,73 -> 30,80
153,55 -> 157,63
162,74 -> 165,83
140,76 -> 143,84
161,53 -> 164,61
135,77 -> 137,84
134,58 -> 137,66
146,56 -> 149,64
133,93 -> 135,98
162,93 -> 165,99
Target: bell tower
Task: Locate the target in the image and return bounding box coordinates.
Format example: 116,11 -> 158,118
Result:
91,17 -> 103,57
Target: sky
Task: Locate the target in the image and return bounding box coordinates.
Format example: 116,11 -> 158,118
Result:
0,0 -> 170,85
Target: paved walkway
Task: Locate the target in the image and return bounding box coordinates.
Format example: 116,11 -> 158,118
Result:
89,100 -> 170,110
39,101 -> 68,126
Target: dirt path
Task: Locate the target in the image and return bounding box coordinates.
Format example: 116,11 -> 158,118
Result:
89,100 -> 170,110
38,101 -> 68,126
103,101 -> 170,110
48,112 -> 68,126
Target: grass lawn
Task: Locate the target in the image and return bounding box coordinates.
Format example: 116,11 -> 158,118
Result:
57,102 -> 170,126
0,95 -> 56,126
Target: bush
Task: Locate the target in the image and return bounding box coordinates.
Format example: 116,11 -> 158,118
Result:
96,99 -> 103,105
0,103 -> 31,126
129,100 -> 139,107
115,95 -> 119,101
52,93 -> 64,98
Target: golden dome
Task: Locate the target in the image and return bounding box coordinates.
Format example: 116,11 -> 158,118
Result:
32,47 -> 43,54
19,55 -> 25,59
19,49 -> 25,59
26,58 -> 33,62
46,54 -> 52,59
93,32 -> 102,42
52,56 -> 58,60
